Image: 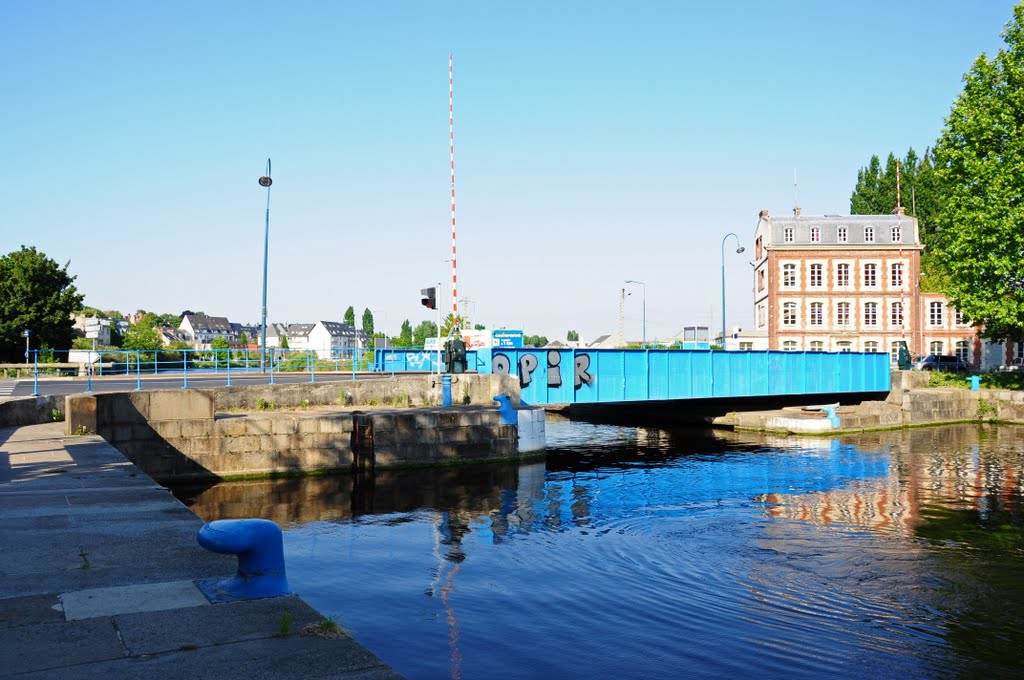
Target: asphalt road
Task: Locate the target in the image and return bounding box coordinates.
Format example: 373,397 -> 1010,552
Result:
0,371 -> 400,398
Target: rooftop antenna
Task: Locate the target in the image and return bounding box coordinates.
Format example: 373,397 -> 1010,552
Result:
449,52 -> 460,330
792,168 -> 801,217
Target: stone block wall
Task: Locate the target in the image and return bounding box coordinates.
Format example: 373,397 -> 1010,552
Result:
0,395 -> 66,428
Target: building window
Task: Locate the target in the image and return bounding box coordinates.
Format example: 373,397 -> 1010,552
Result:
811,226 -> 821,242
864,302 -> 878,326
739,342 -> 753,351
783,340 -> 797,351
837,226 -> 848,243
891,341 -> 901,361
810,302 -> 823,326
784,227 -> 794,243
955,308 -> 966,325
892,225 -> 901,241
956,340 -> 970,362
865,341 -> 879,353
891,301 -> 904,326
757,304 -> 766,328
757,269 -> 765,291
837,302 -> 851,325
836,341 -> 852,353
782,263 -> 796,288
836,263 -> 849,287
809,263 -> 823,287
783,302 -> 797,326
890,262 -> 903,288
864,263 -> 877,287
864,226 -> 875,243
930,340 -> 944,354
929,301 -> 944,325
755,236 -> 763,260
810,340 -> 824,352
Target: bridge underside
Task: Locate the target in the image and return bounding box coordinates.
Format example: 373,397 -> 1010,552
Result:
554,391 -> 889,427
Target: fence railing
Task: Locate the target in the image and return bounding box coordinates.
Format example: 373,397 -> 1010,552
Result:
6,347 -> 415,395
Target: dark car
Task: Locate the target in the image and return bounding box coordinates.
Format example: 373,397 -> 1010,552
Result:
912,354 -> 971,372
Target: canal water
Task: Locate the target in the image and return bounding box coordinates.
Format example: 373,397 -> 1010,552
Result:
173,420 -> 1024,679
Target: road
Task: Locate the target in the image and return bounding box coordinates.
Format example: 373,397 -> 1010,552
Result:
0,371 -> 403,398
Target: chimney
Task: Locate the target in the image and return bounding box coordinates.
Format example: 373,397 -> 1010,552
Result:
793,206 -> 801,217
896,205 -> 905,215
758,209 -> 769,219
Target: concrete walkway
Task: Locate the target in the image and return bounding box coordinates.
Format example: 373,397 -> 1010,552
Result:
0,422 -> 402,679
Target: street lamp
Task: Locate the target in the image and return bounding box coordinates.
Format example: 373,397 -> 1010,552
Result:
625,280 -> 646,347
720,233 -> 745,350
22,329 -> 31,363
258,159 -> 272,371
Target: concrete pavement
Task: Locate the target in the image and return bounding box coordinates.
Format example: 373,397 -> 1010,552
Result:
0,422 -> 402,679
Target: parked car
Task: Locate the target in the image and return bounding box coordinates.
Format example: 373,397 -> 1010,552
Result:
912,354 -> 972,372
995,357 -> 1024,373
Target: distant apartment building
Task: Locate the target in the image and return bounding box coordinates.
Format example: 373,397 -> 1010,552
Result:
750,209 -> 1005,368
258,321 -> 367,357
71,315 -> 112,346
179,314 -> 235,349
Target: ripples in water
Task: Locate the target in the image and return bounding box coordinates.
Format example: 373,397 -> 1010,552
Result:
174,422 -> 1024,679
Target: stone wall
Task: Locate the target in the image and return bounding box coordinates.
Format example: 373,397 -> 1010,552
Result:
0,395 -> 65,428
63,375 -> 538,481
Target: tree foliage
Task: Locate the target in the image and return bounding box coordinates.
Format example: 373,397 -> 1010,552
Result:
121,323 -> 162,351
0,246 -> 83,361
361,308 -> 374,337
932,6 -> 1024,340
397,319 -> 413,347
523,335 -> 549,347
567,329 -> 579,341
413,320 -> 437,346
343,306 -> 355,326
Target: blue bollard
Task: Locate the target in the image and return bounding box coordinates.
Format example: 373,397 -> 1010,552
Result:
442,374 -> 452,407
195,519 -> 291,602
824,405 -> 841,428
969,375 -> 982,391
492,394 -> 517,425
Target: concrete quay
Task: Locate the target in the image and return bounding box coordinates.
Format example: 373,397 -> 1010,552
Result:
0,422 -> 402,679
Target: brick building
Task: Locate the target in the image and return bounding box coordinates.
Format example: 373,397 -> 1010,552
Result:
750,208 -> 1001,366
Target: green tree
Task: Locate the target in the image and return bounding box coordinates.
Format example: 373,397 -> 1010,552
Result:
567,330 -> 579,341
413,320 -> 438,347
361,308 -> 374,337
523,335 -> 549,347
210,337 -> 230,350
239,331 -> 249,346
397,319 -> 413,347
343,306 -> 355,326
474,323 -> 486,331
0,246 -> 83,361
441,313 -> 458,337
932,6 -> 1024,340
121,323 -> 162,351
280,335 -> 289,349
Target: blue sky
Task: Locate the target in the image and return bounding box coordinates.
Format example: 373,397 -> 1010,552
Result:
2,1 -> 1018,342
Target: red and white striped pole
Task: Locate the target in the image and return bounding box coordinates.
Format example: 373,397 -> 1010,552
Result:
896,161 -> 905,345
449,53 -> 459,329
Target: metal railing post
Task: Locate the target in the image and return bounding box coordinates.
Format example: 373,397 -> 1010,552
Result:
32,350 -> 38,396
183,349 -> 189,389
87,350 -> 92,393
135,350 -> 141,390
226,349 -> 232,387
269,348 -> 275,385
310,351 -> 316,383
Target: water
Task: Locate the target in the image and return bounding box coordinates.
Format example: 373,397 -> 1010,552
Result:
174,421 -> 1024,679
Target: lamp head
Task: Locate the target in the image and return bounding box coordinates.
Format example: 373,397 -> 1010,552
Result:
736,246 -> 745,254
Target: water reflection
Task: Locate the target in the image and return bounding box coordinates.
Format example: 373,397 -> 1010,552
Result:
173,421 -> 1024,679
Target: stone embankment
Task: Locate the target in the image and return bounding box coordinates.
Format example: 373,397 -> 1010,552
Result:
716,371 -> 1024,434
59,374 -> 544,482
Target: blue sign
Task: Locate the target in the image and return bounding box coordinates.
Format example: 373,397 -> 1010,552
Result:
492,330 -> 523,348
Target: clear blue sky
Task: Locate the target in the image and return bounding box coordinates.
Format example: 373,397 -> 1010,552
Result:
2,1 -> 1018,342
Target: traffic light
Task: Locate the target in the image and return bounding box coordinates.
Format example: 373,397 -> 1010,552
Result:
420,287 -> 436,310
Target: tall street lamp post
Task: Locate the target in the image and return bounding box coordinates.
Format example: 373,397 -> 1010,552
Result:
625,280 -> 646,347
259,159 -> 272,371
720,233 -> 745,350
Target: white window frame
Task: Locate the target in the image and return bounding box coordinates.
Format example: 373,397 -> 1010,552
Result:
782,263 -> 797,288
837,226 -> 848,243
864,302 -> 878,326
811,226 -> 821,243
864,263 -> 877,287
929,301 -> 944,326
810,302 -> 823,326
864,226 -> 875,243
809,340 -> 824,352
837,302 -> 851,326
890,262 -> 903,288
836,263 -> 850,287
809,263 -> 823,287
891,225 -> 901,242
955,340 -> 970,361
782,302 -> 797,326
891,301 -> 904,326
784,227 -> 794,243
865,341 -> 879,353
783,340 -> 797,352
930,340 -> 943,354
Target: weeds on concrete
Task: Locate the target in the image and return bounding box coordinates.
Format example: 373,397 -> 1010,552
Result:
301,616 -> 348,639
73,425 -> 90,436
367,398 -> 379,406
339,388 -> 348,406
78,548 -> 92,570
276,611 -> 293,637
255,398 -> 277,412
977,399 -> 998,419
51,408 -> 63,422
300,400 -> 310,411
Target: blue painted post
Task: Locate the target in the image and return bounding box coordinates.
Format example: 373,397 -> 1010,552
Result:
32,350 -> 38,396
969,375 -> 981,391
154,351 -> 158,375
269,348 -> 275,385
196,519 -> 290,602
226,350 -> 232,387
310,352 -> 315,383
87,350 -> 92,393
135,351 -> 141,391
214,349 -> 217,374
442,374 -> 452,406
183,349 -> 189,389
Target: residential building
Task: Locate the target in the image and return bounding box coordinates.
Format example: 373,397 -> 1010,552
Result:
179,314 -> 235,349
751,208 -> 998,367
71,315 -> 112,346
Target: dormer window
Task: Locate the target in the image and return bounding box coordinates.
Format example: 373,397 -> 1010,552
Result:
891,225 -> 901,241
864,226 -> 875,243
784,227 -> 794,243
837,226 -> 848,243
810,226 -> 821,243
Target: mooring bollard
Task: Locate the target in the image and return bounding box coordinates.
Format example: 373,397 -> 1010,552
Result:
442,374 -> 453,407
196,519 -> 291,602
969,375 -> 982,391
493,394 -> 517,425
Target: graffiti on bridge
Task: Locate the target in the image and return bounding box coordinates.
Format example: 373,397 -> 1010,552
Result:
493,351 -> 594,390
